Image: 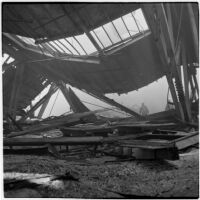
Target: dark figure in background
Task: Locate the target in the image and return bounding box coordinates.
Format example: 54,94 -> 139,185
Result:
139,102 -> 149,116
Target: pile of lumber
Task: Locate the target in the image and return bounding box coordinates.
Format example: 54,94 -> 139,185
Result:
3,109 -> 199,161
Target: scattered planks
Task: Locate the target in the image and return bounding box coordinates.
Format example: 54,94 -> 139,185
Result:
3,135 -> 140,147
61,122 -> 179,137
4,132 -> 198,149
3,131 -> 198,160
172,131 -> 199,150
6,109 -> 108,138
4,136 -> 104,146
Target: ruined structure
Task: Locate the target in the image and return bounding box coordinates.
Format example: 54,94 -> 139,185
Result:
2,3 -> 199,198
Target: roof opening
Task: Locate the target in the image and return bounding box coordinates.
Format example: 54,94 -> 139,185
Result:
15,8 -> 149,58
90,8 -> 149,52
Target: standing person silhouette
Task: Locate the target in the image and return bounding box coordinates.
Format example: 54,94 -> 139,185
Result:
139,102 -> 149,116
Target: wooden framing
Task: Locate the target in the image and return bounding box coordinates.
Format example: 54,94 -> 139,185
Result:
58,81 -> 91,114
8,64 -> 24,119
3,33 -> 100,64
182,44 -> 192,121
142,3 -> 194,122
187,3 -> 199,60
37,84 -> 55,119
192,72 -> 199,96
19,84 -> 58,122
166,74 -> 185,120
62,5 -> 103,54
188,72 -> 196,101
87,92 -> 144,119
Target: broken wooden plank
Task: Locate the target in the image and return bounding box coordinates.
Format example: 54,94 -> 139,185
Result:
6,120 -> 81,138
7,109 -> 108,138
59,82 -> 89,113
89,92 -> 144,119
172,131 -> 199,150
4,136 -> 104,146
8,65 -> 24,119
187,3 -> 199,60
119,140 -> 175,150
12,64 -> 25,119
20,84 -> 58,122
4,134 -> 143,147
37,84 -> 55,119
182,44 -> 192,122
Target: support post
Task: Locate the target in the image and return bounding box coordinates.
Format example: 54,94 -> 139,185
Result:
37,97 -> 50,119
58,81 -> 76,112
187,3 -> 199,60
188,73 -> 196,101
182,45 -> 192,121
8,64 -> 24,119
142,4 -> 189,121
192,72 -> 199,96
166,74 -> 185,120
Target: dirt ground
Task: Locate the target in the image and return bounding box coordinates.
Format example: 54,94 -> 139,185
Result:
3,149 -> 199,198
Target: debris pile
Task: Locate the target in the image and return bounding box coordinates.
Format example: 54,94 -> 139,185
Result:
3,109 -> 199,161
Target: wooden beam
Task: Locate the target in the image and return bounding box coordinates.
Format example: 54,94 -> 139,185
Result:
142,5 -> 168,66
155,4 -> 176,53
12,64 -> 25,119
24,55 -> 100,65
188,73 -> 196,101
58,82 -> 98,123
182,44 -> 192,121
192,72 -> 199,96
187,3 -> 199,60
166,3 -> 175,49
4,33 -> 100,65
175,39 -> 183,78
8,64 -> 24,119
87,92 -> 144,120
37,84 -> 55,119
8,69 -> 18,117
19,85 -> 58,122
37,97 -> 50,119
7,109 -> 107,138
3,33 -> 51,57
105,31 -> 151,56
4,136 -> 104,146
142,4 -> 188,121
166,74 -> 185,121
172,131 -> 198,150
58,81 -> 77,112
7,120 -> 82,138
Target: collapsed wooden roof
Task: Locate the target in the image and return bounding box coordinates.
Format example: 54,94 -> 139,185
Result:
3,3 -> 141,40
2,3 -> 199,113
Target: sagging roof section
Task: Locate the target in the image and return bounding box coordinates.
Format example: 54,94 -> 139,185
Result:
2,3 -> 165,97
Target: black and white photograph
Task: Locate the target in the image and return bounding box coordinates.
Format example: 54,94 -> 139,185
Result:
2,2 -> 199,198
